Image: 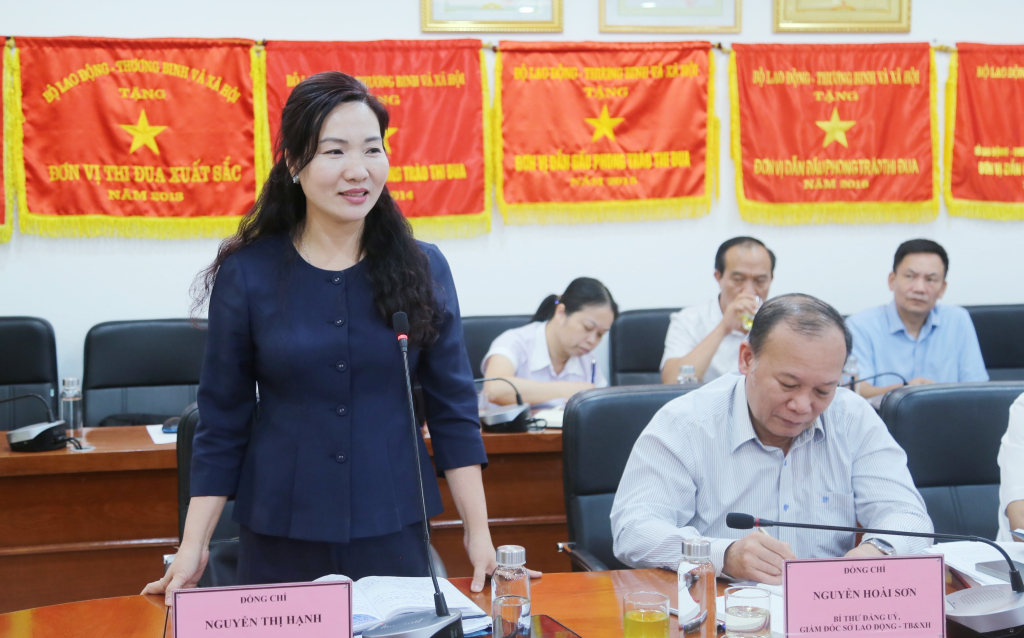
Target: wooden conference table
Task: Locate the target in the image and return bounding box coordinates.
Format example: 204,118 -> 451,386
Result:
0,569 -> 968,638
0,425 -> 568,614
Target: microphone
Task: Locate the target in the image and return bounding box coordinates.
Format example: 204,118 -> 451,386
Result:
393,311 -> 411,352
727,512 -> 1024,635
363,313 -> 462,638
844,372 -> 908,390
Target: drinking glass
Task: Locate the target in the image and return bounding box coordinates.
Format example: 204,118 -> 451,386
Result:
492,594 -> 530,638
741,295 -> 763,332
724,586 -> 771,638
623,591 -> 670,638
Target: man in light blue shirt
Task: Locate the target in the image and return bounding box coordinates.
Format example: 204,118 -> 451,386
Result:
847,239 -> 988,399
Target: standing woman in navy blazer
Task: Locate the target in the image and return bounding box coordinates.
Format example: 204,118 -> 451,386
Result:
144,72 -> 504,602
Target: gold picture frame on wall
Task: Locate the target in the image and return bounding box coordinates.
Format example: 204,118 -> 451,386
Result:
599,0 -> 741,34
421,0 -> 563,32
774,0 -> 911,33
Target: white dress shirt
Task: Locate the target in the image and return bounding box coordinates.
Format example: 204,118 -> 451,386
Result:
997,392 -> 1024,542
482,321 -> 608,410
611,373 -> 933,575
660,298 -> 747,382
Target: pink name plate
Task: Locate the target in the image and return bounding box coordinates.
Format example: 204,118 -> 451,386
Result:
784,555 -> 946,638
173,581 -> 352,638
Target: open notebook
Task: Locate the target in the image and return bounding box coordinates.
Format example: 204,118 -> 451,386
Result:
314,574 -> 490,635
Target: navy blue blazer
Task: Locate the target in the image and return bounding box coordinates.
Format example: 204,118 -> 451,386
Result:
190,235 -> 487,543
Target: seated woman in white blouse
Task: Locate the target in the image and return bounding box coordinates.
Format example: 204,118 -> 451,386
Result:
998,392 -> 1024,542
482,278 -> 618,410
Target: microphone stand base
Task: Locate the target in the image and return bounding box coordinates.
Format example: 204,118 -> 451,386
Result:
7,420 -> 68,452
362,610 -> 464,638
480,404 -> 531,433
947,585 -> 1024,636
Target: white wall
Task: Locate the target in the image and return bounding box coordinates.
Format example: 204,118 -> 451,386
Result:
2,0 -> 1023,382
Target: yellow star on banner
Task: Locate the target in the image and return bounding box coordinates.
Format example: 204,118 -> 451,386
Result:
584,105 -> 625,144
119,109 -> 168,155
384,127 -> 398,150
815,107 -> 856,149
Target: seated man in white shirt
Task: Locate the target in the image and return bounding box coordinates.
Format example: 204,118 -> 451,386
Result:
613,294 -> 933,584
997,392 -> 1024,542
661,237 -> 774,385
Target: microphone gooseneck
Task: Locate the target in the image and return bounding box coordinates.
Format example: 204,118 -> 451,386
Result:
845,372 -> 908,390
392,312 -> 450,618
727,512 -> 1024,593
0,394 -> 55,423
472,377 -> 525,406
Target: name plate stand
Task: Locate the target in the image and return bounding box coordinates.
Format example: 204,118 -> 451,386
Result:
173,581 -> 352,637
784,555 -> 946,638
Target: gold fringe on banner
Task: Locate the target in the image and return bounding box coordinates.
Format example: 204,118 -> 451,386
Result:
1,39 -> 14,243
730,49 -> 939,225
707,48 -> 719,202
494,48 -> 714,226
251,43 -> 272,196
943,50 -> 1024,220
408,48 -> 492,240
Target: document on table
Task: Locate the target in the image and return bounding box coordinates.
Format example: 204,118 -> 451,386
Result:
924,540 -> 1024,586
724,579 -> 784,598
145,424 -> 177,444
533,408 -> 564,429
314,574 -> 490,635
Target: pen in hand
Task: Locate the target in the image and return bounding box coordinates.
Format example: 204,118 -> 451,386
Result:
590,358 -> 597,384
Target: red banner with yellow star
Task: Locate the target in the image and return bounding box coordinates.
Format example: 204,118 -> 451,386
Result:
3,36 -> 269,239
731,43 -> 938,224
945,43 -> 1024,220
264,39 -> 491,240
496,41 -> 716,225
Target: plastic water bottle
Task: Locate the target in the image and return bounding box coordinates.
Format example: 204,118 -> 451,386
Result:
60,378 -> 83,443
677,364 -> 700,385
841,356 -> 859,391
491,545 -> 530,635
678,539 -> 715,637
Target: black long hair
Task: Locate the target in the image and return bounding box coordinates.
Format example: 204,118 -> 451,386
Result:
192,72 -> 439,346
530,278 -> 619,324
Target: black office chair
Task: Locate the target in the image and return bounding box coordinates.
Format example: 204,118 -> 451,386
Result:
609,308 -> 678,386
461,315 -> 532,378
561,384 -> 702,571
83,319 -> 207,428
177,402 -> 240,587
0,317 -> 59,431
966,305 -> 1024,381
879,381 -> 1024,540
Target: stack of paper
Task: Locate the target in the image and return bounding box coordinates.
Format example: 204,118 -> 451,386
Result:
533,408 -> 564,429
145,424 -> 177,444
924,541 -> 1024,586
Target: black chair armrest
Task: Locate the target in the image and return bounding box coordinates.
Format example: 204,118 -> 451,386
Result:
557,542 -> 611,572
